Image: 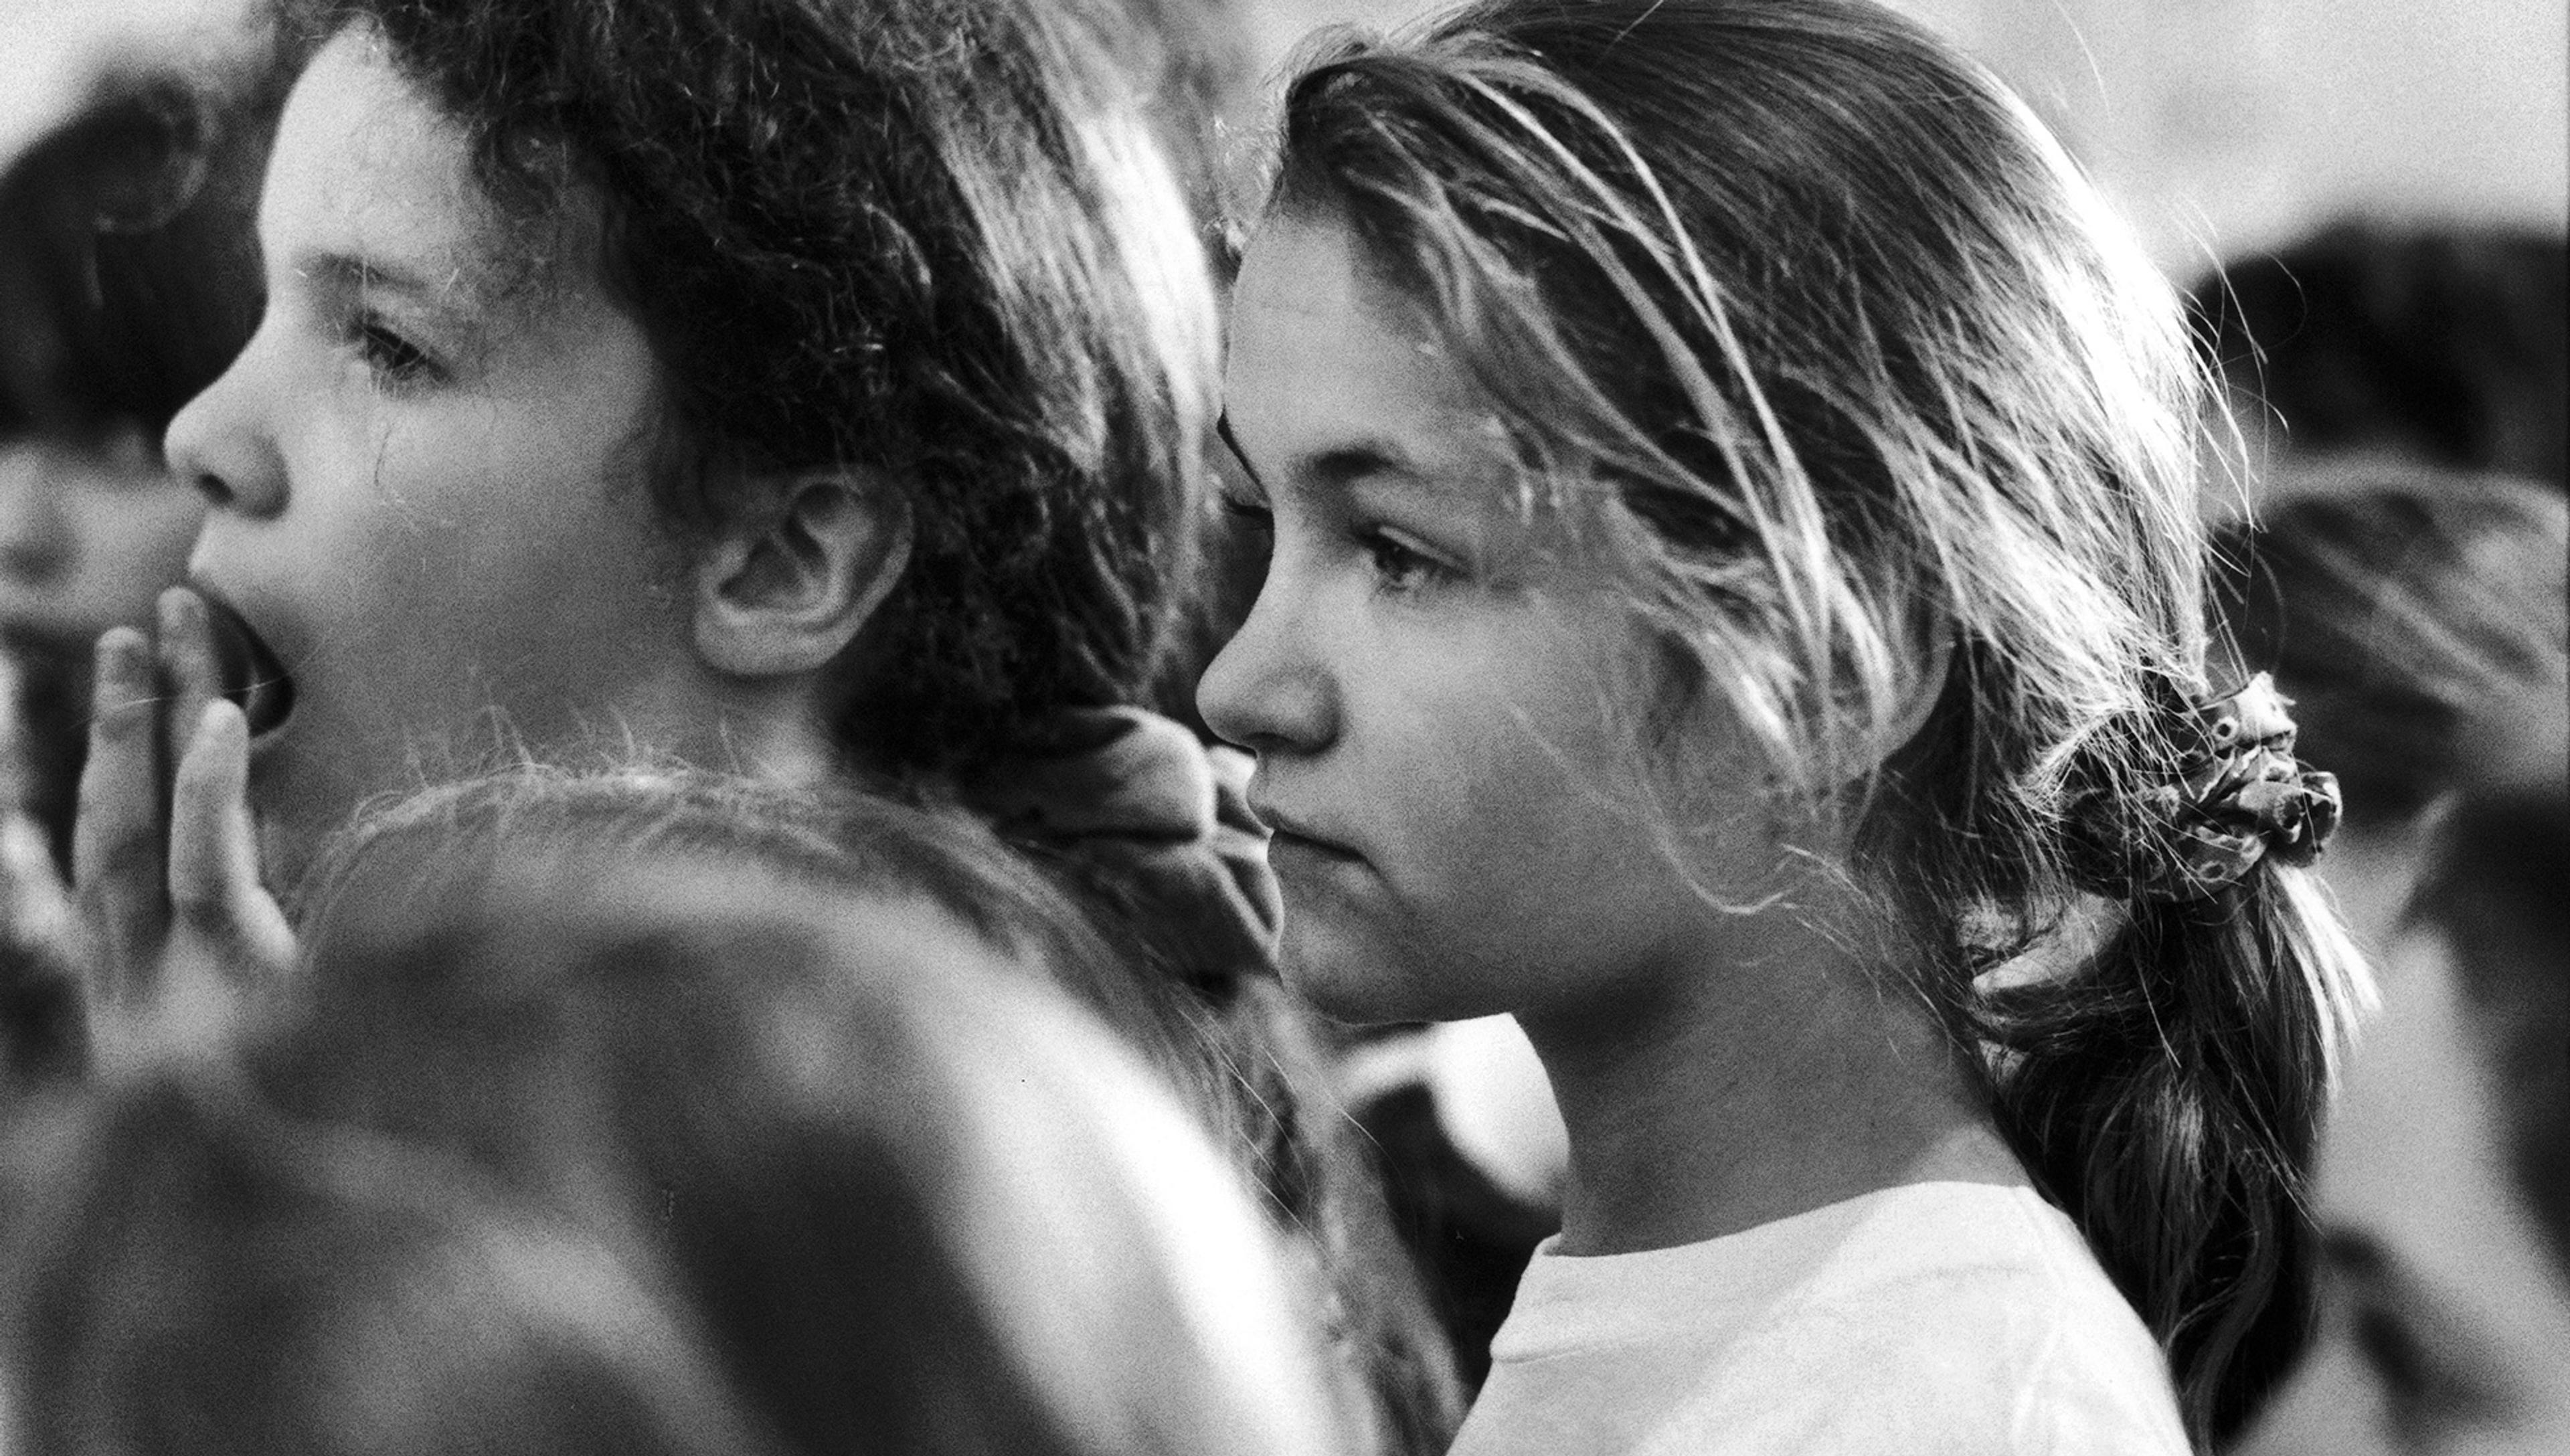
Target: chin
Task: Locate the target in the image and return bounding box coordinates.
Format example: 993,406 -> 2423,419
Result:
1276,915 -> 1478,1028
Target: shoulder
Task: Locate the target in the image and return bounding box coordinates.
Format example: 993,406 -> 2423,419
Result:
1634,1184 -> 2191,1456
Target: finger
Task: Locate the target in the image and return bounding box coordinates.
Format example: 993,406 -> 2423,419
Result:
168,699 -> 293,982
0,807 -> 90,1087
0,804 -> 76,946
73,627 -> 170,1006
157,587 -> 222,784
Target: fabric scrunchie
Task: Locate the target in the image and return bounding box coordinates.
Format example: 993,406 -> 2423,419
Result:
2069,673 -> 2342,904
960,707 -> 1282,990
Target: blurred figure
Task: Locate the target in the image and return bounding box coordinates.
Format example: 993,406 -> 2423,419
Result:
0,1069 -> 780,1456
1343,1014 -> 1567,1390
257,766 -> 1349,1456
2211,473 -> 2568,945
2193,222 -> 2568,490
0,4 -> 277,866
2235,779 -> 2570,1456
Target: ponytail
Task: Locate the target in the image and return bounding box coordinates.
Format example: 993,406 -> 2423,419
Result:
1969,676 -> 2367,1447
1983,864 -> 2362,1444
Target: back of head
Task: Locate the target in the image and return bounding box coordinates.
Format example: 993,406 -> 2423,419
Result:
291,766 -> 1195,1092
2193,223 -> 2569,485
266,767 -> 1343,1456
1268,0 -> 2365,1439
273,0 -> 1219,776
0,45 -> 277,452
0,1070 -> 776,1456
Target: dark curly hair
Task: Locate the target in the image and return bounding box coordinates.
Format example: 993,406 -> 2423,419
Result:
275,0 -> 1219,776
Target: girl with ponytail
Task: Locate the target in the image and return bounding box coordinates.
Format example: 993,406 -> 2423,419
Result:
1198,1 -> 2367,1451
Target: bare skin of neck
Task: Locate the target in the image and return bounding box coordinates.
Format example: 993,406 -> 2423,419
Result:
631,661 -> 852,788
1521,904 -> 2028,1257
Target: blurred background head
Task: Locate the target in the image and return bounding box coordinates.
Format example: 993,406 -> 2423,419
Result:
2193,224 -> 2567,490
265,767 -> 1348,1456
0,20 -> 281,861
0,1069 -> 782,1456
2211,473 -> 2568,943
2238,770 -> 2569,1455
0,42 -> 273,652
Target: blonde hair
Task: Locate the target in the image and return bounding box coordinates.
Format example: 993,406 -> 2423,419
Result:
1268,0 -> 2367,1442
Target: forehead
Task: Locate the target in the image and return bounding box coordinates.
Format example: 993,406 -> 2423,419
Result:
264,26 -> 588,310
1225,215 -> 1507,472
265,30 -> 483,282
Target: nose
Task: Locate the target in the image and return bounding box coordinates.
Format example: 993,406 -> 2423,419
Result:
162,345 -> 286,519
1197,570 -> 1338,760
0,443 -> 75,583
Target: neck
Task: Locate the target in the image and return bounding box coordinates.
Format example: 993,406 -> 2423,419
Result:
1521,908 -> 2023,1256
696,686 -> 849,788
606,663 -> 851,789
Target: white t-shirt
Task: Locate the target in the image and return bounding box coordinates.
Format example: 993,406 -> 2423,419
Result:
1448,1180 -> 2191,1456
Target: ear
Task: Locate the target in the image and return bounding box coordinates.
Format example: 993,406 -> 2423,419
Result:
1872,622 -> 1954,765
1817,610 -> 1955,788
691,470 -> 912,679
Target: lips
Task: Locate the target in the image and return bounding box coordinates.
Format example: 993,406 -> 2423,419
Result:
1251,801 -> 1364,863
196,592 -> 295,738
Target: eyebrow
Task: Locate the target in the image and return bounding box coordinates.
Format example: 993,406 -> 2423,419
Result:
294,250 -> 485,316
1215,412 -> 1426,497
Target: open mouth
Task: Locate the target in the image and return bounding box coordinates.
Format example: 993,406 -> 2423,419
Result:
197,594 -> 296,739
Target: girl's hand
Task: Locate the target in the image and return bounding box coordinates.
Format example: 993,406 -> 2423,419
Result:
73,587 -> 294,1067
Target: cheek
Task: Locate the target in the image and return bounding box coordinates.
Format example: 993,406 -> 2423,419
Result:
1326,615 -> 1703,1005
347,390 -> 663,606
1386,609 -> 1676,882
1431,733 -> 1695,978
290,415 -> 674,719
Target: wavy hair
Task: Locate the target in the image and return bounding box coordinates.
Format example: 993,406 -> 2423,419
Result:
1266,0 -> 2367,1442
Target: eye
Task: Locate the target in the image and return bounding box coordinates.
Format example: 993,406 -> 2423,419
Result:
349,312 -> 440,389
1362,528 -> 1448,592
